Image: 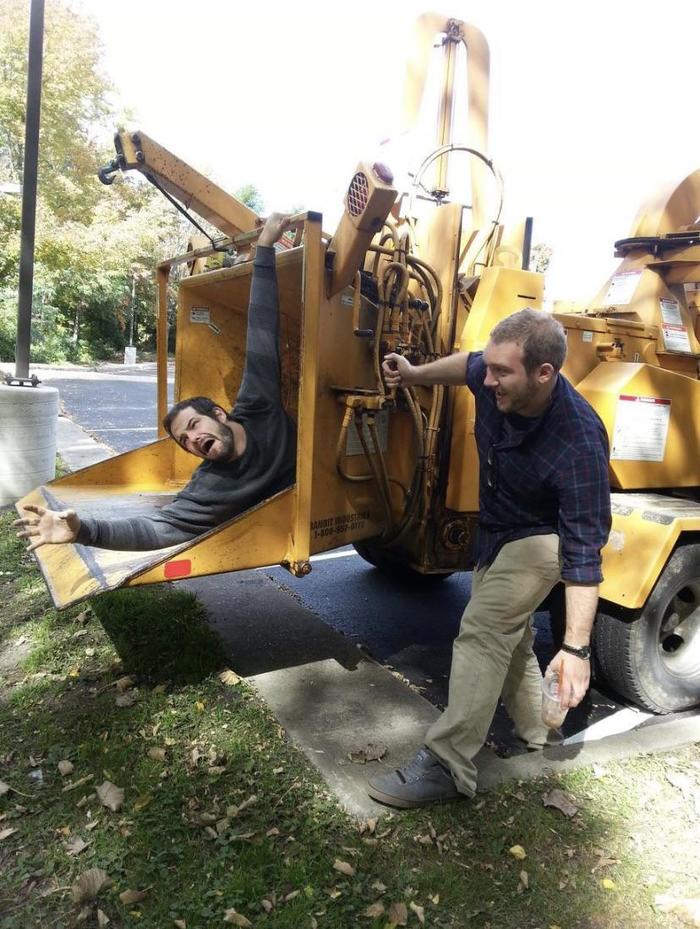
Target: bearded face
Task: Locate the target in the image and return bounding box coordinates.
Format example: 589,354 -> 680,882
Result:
169,406 -> 236,462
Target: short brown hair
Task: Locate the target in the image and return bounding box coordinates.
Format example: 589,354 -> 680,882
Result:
489,308 -> 567,373
162,396 -> 230,437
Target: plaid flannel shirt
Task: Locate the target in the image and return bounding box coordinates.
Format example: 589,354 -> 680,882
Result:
466,352 -> 611,584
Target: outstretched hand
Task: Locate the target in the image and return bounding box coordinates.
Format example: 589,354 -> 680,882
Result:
13,504 -> 81,553
257,212 -> 295,248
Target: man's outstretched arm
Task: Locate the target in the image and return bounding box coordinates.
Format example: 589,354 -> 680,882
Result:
235,212 -> 295,413
382,351 -> 470,388
14,502 -> 199,552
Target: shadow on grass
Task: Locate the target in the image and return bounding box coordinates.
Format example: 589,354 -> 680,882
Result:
0,664 -> 659,929
91,586 -> 225,685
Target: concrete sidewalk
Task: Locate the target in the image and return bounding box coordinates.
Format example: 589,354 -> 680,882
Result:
50,414 -> 700,818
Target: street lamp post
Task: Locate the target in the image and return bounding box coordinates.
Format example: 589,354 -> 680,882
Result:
15,0 -> 45,380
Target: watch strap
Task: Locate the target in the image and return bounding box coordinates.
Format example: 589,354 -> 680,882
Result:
561,642 -> 591,660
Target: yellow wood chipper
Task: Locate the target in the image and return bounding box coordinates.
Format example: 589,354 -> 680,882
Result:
18,13 -> 700,716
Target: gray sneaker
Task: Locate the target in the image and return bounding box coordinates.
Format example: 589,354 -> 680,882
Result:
367,747 -> 462,809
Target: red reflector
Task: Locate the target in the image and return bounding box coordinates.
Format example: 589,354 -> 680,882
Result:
164,559 -> 192,579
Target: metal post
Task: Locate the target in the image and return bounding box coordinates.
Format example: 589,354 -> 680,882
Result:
129,272 -> 136,345
522,216 -> 533,271
15,0 -> 45,379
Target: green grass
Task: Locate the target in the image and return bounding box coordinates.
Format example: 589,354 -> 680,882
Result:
0,510 -> 698,928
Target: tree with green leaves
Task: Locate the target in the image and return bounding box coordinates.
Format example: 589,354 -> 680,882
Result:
0,0 -> 185,362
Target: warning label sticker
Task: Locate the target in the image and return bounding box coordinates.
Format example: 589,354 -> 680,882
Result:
346,410 -> 389,457
661,323 -> 692,353
659,297 -> 682,326
659,297 -> 692,352
603,271 -> 642,306
190,307 -> 210,324
611,395 -> 671,462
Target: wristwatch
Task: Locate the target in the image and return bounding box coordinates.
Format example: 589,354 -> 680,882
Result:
562,642 -> 592,660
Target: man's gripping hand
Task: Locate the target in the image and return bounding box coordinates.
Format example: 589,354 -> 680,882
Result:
382,352 -> 417,388
258,212 -> 295,248
546,650 -> 591,710
13,504 -> 81,552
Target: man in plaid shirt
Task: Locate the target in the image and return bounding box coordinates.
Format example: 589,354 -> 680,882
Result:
369,308 -> 611,808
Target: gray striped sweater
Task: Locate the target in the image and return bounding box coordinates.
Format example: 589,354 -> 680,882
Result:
75,246 -> 297,550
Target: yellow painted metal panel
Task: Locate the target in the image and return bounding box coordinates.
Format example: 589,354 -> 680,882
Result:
600,492 -> 700,608
127,488 -> 296,587
15,484 -> 189,608
445,266 -> 544,513
576,362 -> 700,488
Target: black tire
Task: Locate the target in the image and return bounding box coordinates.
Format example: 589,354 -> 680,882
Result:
593,544 -> 700,714
353,541 -> 453,583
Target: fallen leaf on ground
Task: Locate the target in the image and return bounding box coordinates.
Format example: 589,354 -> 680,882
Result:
227,795 -> 256,817
115,676 -> 134,692
261,898 -> 274,913
410,901 -> 426,925
133,794 -> 152,813
509,845 -> 527,860
429,893 -> 440,904
223,909 -> 252,927
97,910 -> 110,927
70,867 -> 112,904
333,858 -> 356,877
119,888 -> 150,905
62,774 -> 93,793
601,878 -> 617,891
115,691 -> 138,708
542,788 -> 579,818
97,781 -> 124,812
0,780 -> 9,796
57,760 -> 74,776
371,880 -> 387,894
592,855 -> 620,871
388,901 -> 408,925
0,827 -> 17,841
654,894 -> 700,925
173,921 -> 186,928
194,701 -> 205,712
364,901 -> 385,918
218,668 -> 241,686
518,870 -> 529,891
65,836 -> 89,856
147,748 -> 166,762
348,743 -> 387,764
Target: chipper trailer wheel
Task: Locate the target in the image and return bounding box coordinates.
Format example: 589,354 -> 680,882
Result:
353,541 -> 453,583
593,544 -> 700,714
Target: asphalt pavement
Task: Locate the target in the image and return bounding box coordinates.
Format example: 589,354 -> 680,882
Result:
16,360 -> 700,816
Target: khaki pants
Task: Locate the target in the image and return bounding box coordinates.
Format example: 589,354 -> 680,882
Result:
425,534 -> 561,796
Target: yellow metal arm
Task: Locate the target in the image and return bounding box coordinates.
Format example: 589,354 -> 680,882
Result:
100,130 -> 259,238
